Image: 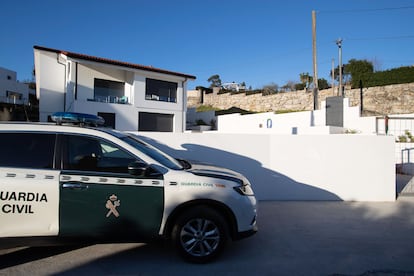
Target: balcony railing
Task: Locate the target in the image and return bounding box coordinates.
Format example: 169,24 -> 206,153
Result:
0,96 -> 28,105
87,95 -> 129,104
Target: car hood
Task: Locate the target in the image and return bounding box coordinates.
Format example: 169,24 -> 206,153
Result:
186,161 -> 248,184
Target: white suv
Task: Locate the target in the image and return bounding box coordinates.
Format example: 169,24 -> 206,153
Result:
0,113 -> 257,263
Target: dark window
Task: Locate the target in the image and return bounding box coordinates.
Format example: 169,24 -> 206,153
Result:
6,91 -> 22,100
0,133 -> 55,169
94,78 -> 125,103
138,112 -> 173,132
63,135 -> 137,174
98,112 -> 116,129
145,79 -> 177,103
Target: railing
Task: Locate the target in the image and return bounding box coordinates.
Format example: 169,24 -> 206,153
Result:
377,116 -> 414,175
0,96 -> 28,105
87,95 -> 129,104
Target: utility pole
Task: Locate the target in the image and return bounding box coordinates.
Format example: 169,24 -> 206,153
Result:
312,10 -> 319,109
336,38 -> 343,97
331,58 -> 335,96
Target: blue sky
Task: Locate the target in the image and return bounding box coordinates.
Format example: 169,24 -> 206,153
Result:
1,0 -> 413,89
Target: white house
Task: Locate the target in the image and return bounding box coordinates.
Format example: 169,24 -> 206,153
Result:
0,67 -> 31,106
34,46 -> 196,131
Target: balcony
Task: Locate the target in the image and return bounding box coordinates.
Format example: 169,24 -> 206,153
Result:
87,95 -> 129,104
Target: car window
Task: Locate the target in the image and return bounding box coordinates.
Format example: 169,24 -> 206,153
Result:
63,135 -> 137,174
121,134 -> 183,170
0,132 -> 55,169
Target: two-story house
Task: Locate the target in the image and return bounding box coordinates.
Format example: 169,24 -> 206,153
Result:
34,46 -> 196,131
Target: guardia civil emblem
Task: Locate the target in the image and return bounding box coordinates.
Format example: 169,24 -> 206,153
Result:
105,194 -> 120,217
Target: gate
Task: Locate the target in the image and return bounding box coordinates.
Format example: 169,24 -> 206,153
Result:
326,96 -> 344,127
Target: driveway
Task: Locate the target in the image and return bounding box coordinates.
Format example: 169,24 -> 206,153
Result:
1,199 -> 414,276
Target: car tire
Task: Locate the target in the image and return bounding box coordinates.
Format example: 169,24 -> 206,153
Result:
171,206 -> 229,263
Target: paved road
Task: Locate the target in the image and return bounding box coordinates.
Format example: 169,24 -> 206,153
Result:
1,199 -> 414,276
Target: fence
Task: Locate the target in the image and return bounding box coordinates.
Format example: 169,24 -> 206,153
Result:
376,116 -> 414,175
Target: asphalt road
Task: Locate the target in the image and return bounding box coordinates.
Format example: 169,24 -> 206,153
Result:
2,199 -> 414,276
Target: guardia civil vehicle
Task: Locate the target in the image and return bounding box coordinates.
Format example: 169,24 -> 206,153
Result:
0,112 -> 257,263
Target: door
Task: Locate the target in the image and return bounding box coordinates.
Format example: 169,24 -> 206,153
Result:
58,134 -> 164,240
326,96 -> 344,127
0,132 -> 60,237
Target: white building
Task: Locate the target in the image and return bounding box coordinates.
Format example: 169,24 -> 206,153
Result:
34,46 -> 196,131
0,67 -> 31,105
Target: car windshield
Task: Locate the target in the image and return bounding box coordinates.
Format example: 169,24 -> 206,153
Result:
121,134 -> 184,170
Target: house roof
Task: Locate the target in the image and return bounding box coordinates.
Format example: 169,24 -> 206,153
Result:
34,45 -> 196,80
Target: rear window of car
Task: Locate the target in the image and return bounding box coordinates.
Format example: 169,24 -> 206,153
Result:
0,132 -> 56,169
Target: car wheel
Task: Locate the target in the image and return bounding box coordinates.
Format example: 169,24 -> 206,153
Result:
172,206 -> 229,263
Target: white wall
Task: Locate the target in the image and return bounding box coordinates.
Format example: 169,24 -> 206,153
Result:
214,98 -> 379,135
216,107 -> 326,134
34,50 -> 65,121
135,132 -> 396,202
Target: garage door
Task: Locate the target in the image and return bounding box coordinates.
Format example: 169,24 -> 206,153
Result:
138,112 -> 173,132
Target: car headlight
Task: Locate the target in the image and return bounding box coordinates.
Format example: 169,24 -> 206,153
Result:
233,183 -> 254,196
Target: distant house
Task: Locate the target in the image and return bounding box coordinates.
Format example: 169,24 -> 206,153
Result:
34,46 -> 196,131
0,67 -> 32,106
0,67 -> 36,121
221,82 -> 246,92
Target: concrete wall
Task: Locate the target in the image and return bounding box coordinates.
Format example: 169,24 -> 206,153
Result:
134,132 -> 396,202
214,98 -> 376,135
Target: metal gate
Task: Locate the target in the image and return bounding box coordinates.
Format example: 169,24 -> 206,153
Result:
325,96 -> 344,127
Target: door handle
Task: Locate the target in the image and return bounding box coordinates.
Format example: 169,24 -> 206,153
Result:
61,182 -> 89,190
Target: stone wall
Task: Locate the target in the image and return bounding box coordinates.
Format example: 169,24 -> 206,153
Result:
187,82 -> 414,115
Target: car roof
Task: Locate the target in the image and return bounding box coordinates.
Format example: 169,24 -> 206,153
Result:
0,122 -> 127,139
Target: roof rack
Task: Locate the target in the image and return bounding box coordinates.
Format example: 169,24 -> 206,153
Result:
51,112 -> 105,127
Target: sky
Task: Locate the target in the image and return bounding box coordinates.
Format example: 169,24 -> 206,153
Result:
1,0 -> 413,90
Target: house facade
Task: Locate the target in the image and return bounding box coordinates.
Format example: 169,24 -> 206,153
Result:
0,67 -> 31,106
34,46 -> 196,131
0,67 -> 37,121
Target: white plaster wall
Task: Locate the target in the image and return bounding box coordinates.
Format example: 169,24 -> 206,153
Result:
74,100 -> 137,130
134,132 -> 396,202
133,73 -> 185,132
133,73 -> 184,112
76,63 -> 130,102
0,67 -> 17,81
217,108 -> 326,134
34,50 -> 65,121
214,98 -> 381,135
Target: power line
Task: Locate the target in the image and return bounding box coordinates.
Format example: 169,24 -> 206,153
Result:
318,6 -> 414,14
345,35 -> 414,41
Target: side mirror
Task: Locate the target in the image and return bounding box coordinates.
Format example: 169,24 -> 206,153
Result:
128,161 -> 149,176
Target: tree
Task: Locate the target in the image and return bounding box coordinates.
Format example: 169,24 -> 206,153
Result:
281,81 -> 296,92
318,78 -> 330,90
299,72 -> 312,88
207,74 -> 222,88
262,83 -> 278,95
332,59 -> 374,88
345,59 -> 374,88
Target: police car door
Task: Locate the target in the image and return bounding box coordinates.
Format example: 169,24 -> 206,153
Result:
58,134 -> 164,240
0,132 -> 60,238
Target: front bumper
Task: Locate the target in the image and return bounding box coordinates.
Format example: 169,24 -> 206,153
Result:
234,224 -> 258,240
